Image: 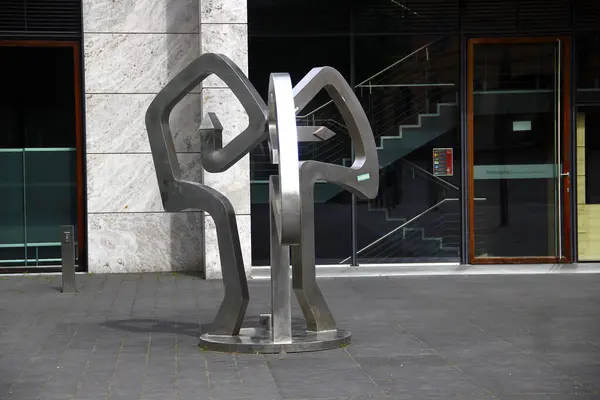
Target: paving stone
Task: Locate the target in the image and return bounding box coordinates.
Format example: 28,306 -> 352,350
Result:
0,274 -> 599,399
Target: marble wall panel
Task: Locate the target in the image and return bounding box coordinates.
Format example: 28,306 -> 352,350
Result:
87,212 -> 204,273
85,93 -> 202,154
204,214 -> 251,279
200,24 -> 248,88
83,0 -> 199,33
84,33 -> 200,94
201,0 -> 247,24
201,88 -> 249,145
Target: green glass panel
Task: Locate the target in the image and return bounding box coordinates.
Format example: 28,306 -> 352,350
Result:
24,149 -> 77,245
0,150 -> 25,246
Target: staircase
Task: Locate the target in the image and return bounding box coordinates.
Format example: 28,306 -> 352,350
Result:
351,197 -> 462,264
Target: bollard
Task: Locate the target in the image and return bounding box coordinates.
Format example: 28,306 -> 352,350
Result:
60,225 -> 76,294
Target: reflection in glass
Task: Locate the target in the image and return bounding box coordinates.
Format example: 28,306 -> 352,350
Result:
354,35 -> 461,264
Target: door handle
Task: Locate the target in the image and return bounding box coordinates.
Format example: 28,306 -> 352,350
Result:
560,172 -> 570,178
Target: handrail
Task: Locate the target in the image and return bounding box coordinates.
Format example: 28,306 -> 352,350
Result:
389,0 -> 419,16
339,197 -> 486,264
296,36 -> 444,118
399,158 -> 459,191
0,147 -> 76,152
339,198 -> 456,263
356,37 -> 443,87
357,83 -> 455,89
298,118 -> 347,132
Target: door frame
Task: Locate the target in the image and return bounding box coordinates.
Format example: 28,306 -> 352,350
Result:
0,40 -> 86,272
467,36 -> 573,264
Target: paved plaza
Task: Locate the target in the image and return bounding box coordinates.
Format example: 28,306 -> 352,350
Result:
0,272 -> 599,399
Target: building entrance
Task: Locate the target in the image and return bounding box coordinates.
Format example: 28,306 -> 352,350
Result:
468,37 -> 572,263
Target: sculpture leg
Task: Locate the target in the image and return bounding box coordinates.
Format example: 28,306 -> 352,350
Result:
270,177 -> 292,343
209,211 -> 249,335
179,183 -> 249,336
291,191 -> 336,332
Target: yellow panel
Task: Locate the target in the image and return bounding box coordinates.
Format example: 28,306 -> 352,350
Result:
577,206 -> 600,232
578,240 -> 600,261
578,204 -> 600,260
577,147 -> 586,172
575,113 -> 600,260
576,112 -> 586,147
577,175 -> 586,204
577,206 -> 600,229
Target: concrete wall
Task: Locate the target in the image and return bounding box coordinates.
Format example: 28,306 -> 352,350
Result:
82,0 -> 251,278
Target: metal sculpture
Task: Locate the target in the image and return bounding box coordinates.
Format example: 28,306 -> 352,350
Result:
146,53 -> 379,353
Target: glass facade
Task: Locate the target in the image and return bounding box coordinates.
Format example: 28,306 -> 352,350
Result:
248,0 -> 600,266
0,44 -> 80,269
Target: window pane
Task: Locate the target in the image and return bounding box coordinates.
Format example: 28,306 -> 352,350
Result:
248,0 -> 350,36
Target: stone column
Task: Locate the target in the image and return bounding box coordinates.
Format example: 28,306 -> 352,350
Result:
200,0 -> 252,279
82,0 -> 206,273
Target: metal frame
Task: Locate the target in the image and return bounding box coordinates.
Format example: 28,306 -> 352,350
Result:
147,54 -> 379,353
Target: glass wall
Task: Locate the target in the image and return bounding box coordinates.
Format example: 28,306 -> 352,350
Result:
0,45 -> 79,268
248,0 -> 598,266
248,0 -> 461,266
354,35 -> 460,264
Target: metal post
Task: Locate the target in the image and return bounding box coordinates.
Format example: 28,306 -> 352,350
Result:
60,225 -> 76,294
269,177 -> 292,344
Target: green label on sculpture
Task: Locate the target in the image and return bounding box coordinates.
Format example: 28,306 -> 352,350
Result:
474,164 -> 557,180
357,173 -> 371,182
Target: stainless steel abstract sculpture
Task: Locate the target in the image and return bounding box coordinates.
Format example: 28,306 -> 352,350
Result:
146,53 -> 379,353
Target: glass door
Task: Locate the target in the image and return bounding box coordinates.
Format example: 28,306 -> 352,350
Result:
468,37 -> 572,263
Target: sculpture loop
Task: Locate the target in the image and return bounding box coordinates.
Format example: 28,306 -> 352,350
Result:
267,73 -> 301,246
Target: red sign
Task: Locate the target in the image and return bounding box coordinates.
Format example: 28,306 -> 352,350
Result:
432,148 -> 454,177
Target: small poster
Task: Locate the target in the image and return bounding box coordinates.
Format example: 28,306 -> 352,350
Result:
432,148 -> 454,177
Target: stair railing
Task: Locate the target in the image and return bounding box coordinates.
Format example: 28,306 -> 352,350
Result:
340,197 -> 487,264
398,158 -> 458,192
293,36 -> 452,167
339,198 -> 459,264
296,38 -> 444,120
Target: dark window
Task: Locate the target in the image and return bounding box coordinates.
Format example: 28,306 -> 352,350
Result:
248,0 -> 350,36
0,45 -> 78,267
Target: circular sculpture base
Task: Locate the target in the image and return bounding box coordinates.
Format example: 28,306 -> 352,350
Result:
198,326 -> 351,354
